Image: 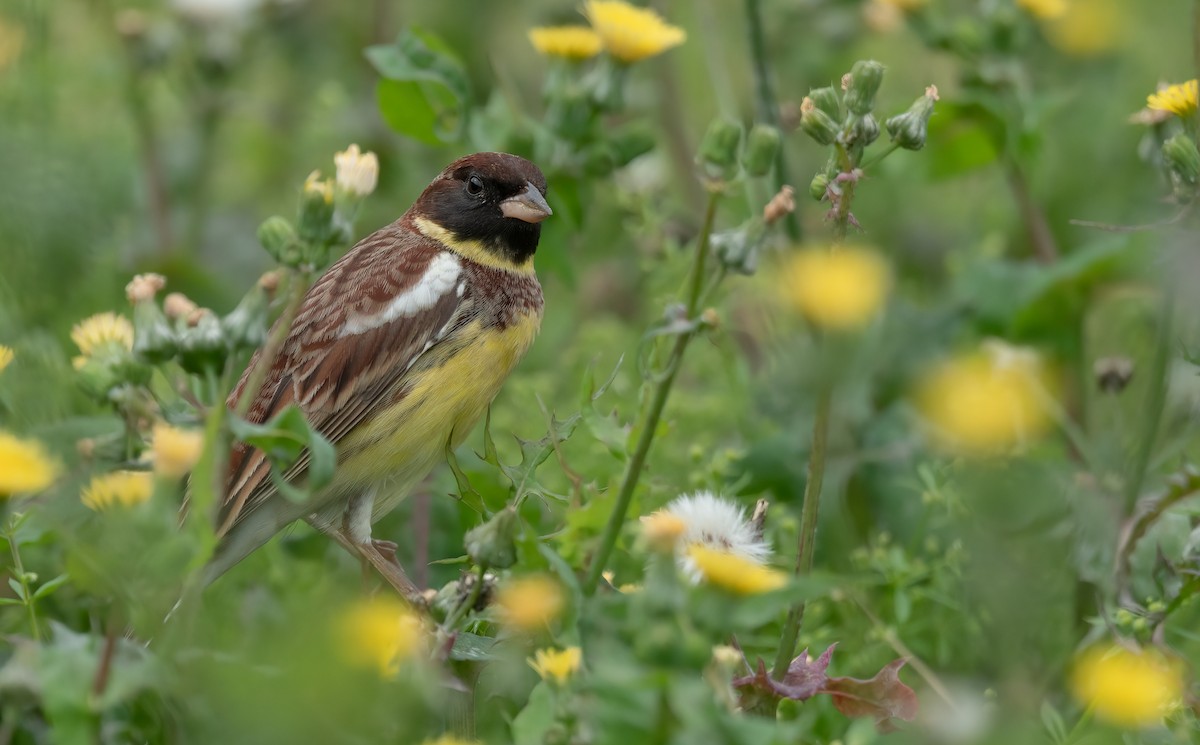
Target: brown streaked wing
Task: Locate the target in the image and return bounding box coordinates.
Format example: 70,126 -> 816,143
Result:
221,224 -> 469,532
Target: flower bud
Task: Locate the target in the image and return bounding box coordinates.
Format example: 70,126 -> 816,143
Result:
163,292 -> 199,323
885,84 -> 939,150
763,185 -> 796,223
809,173 -> 830,201
808,86 -> 842,120
742,124 -> 781,177
799,97 -> 840,146
333,144 -> 379,198
697,118 -> 743,179
125,273 -> 166,304
178,309 -> 227,375
464,506 -> 518,569
843,60 -> 886,115
298,173 -> 336,251
221,283 -> 269,352
258,215 -> 301,266
131,294 -> 178,364
847,113 -> 880,147
1162,133 -> 1200,185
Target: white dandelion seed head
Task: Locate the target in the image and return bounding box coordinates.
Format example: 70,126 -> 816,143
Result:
662,491 -> 771,582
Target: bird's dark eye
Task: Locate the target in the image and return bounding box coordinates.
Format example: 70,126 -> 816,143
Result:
466,175 -> 484,196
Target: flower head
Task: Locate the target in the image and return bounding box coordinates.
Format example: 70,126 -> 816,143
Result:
125,273 -> 166,304
528,26 -> 603,60
1041,0 -> 1121,56
151,423 -> 204,479
495,575 -> 565,632
82,470 -> 153,510
337,596 -> 424,676
1017,0 -> 1066,20
779,247 -> 890,330
0,345 -> 12,373
687,545 -> 787,595
333,144 -> 379,198
303,171 -> 334,204
584,0 -> 686,64
916,341 -> 1050,454
0,432 -> 60,496
658,492 -> 770,567
163,293 -> 199,322
71,312 -> 134,358
1070,645 -> 1184,728
528,646 -> 583,685
640,510 -> 686,552
1147,80 -> 1199,119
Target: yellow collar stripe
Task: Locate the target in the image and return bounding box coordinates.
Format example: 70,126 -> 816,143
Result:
413,216 -> 536,275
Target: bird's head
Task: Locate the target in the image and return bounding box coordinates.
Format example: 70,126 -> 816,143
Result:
414,152 -> 551,268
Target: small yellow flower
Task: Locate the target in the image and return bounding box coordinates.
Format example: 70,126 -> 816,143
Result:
303,170 -> 334,204
0,344 -> 13,373
81,470 -> 153,510
528,646 -> 583,685
337,596 -> 424,676
333,144 -> 379,197
878,0 -> 927,9
1071,645 -> 1184,729
1148,80 -> 1199,119
151,423 -> 204,479
528,26 -> 603,60
1016,0 -> 1066,20
71,312 -> 134,358
916,342 -> 1050,454
419,736 -> 483,745
0,431 -> 60,496
779,246 -> 890,330
640,510 -> 686,552
1041,0 -> 1121,57
584,0 -> 686,64
495,575 -> 565,631
686,545 -> 787,595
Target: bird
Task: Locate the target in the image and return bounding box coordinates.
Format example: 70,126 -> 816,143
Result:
205,152 -> 551,597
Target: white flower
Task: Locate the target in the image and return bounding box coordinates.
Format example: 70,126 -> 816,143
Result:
659,491 -> 771,581
334,144 -> 379,198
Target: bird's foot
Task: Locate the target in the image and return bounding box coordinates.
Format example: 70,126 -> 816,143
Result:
372,539 -> 400,565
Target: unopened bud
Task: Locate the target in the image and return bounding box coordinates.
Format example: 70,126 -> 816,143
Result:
697,118 -> 744,179
163,293 -> 198,322
743,124 -> 781,177
800,97 -> 839,146
258,270 -> 282,295
847,113 -> 880,147
763,185 -> 796,223
179,309 -> 226,374
222,284 -> 269,352
1163,133 -> 1200,185
700,308 -> 720,328
464,506 -> 518,569
843,60 -> 886,115
808,86 -> 842,120
258,215 -> 300,266
809,173 -> 830,201
885,84 -> 939,150
131,294 -> 177,364
125,273 -> 166,304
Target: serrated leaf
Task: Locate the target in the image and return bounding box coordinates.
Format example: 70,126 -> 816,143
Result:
445,446 -> 485,514
366,27 -> 469,144
579,359 -> 628,461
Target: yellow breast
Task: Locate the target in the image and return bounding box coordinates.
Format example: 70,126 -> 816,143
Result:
335,313 -> 541,493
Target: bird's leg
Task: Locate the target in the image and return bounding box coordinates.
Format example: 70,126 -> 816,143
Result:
334,490 -> 423,603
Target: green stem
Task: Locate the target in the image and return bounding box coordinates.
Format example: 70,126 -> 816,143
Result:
6,519 -> 40,641
583,192 -> 721,595
1004,157 -> 1059,263
744,0 -> 800,241
859,142 -> 901,172
1123,288 -> 1174,510
770,388 -> 830,679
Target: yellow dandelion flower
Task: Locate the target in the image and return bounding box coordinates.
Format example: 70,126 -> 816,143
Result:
640,510 -> 686,552
420,736 -> 483,745
495,575 -> 565,631
337,596 -> 424,676
1071,645 -> 1184,729
151,423 -> 204,479
1147,80 -> 1199,119
1041,0 -> 1121,57
529,26 -> 603,61
916,342 -> 1050,454
584,0 -> 686,64
303,170 -> 334,204
0,431 -> 60,496
0,344 -> 13,373
779,246 -> 890,330
1016,0 -> 1066,20
528,646 -> 583,685
686,545 -> 787,595
81,470 -> 153,510
71,312 -> 134,358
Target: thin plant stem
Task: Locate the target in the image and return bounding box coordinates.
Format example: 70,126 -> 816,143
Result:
744,0 -> 800,241
1004,157 -> 1059,263
122,54 -> 173,256
1122,287 -> 1174,511
583,192 -> 721,595
6,521 -> 40,641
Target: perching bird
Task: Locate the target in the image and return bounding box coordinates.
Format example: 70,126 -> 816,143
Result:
207,152 -> 550,596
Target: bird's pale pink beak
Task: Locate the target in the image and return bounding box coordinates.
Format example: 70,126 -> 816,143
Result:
500,182 -> 552,223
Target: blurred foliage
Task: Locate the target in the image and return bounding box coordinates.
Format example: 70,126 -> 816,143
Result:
2,0 -> 1200,743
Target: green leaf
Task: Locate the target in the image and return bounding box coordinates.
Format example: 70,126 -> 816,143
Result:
8,577 -> 26,601
449,631 -> 496,662
0,597 -> 23,606
366,27 -> 470,144
579,358 -> 628,461
33,573 -> 69,600
229,404 -> 337,500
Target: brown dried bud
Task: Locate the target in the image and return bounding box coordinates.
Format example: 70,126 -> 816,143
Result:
700,308 -> 720,329
163,292 -> 199,321
186,307 -> 214,328
76,438 -> 96,460
125,273 -> 166,304
258,269 -> 282,295
1094,356 -> 1134,394
763,185 -> 796,224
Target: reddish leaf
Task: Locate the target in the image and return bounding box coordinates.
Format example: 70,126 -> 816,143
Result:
732,645 -> 836,702
825,658 -> 919,733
